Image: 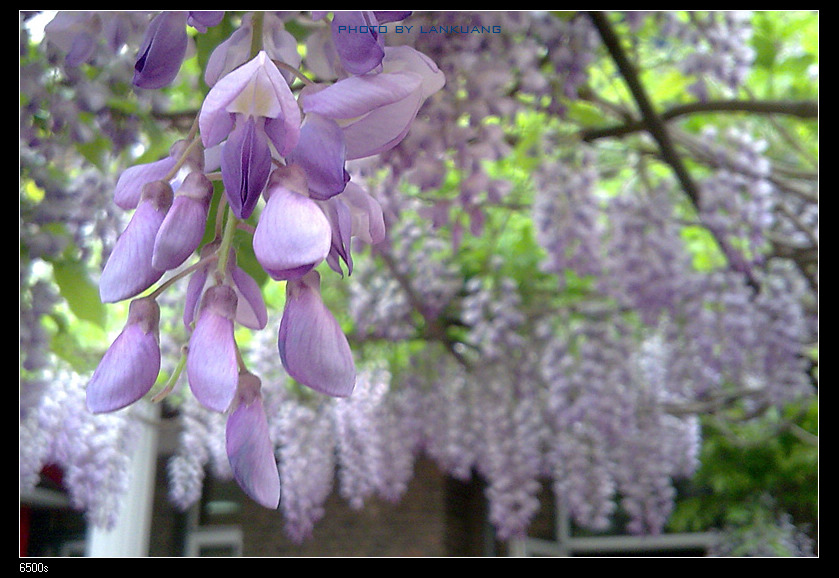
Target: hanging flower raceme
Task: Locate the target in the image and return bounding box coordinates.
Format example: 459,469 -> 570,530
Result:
199,50 -> 301,219
72,10 -> 445,517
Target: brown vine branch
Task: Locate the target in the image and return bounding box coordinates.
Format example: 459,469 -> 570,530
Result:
582,99 -> 818,143
587,10 -> 762,293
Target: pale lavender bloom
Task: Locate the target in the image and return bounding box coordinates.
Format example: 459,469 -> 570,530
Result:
187,285 -> 239,412
199,51 -> 302,218
286,113 -> 350,201
99,180 -> 172,303
86,297 -> 161,413
152,171 -> 213,271
279,271 -> 356,397
226,372 -> 281,509
253,175 -> 332,281
301,45 -> 445,160
340,181 -> 386,245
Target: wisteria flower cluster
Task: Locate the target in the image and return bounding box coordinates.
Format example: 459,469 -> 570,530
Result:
54,10 -> 444,509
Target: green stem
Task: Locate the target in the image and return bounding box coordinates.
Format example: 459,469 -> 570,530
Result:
215,206 -> 238,279
249,11 -> 264,58
149,252 -> 219,300
151,347 -> 187,403
163,136 -> 203,183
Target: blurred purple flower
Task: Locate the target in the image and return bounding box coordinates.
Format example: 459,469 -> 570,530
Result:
133,12 -> 189,89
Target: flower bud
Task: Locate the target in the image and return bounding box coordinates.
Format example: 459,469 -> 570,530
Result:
99,180 -> 173,303
152,172 -> 213,270
187,284 -> 239,412
278,271 -> 356,397
226,372 -> 281,509
133,11 -> 189,89
183,246 -> 268,331
86,297 -> 161,413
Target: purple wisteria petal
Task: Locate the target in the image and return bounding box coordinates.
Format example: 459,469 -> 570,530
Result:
229,264 -> 268,330
114,138 -> 202,210
226,372 -> 281,509
99,181 -> 173,303
187,11 -> 224,33
221,116 -> 272,220
278,271 -> 356,397
330,11 -> 385,76
133,11 -> 189,89
182,244 -> 214,329
341,181 -> 386,245
301,46 -> 444,160
253,178 -> 332,281
113,156 -> 176,210
286,113 -> 350,201
199,50 -> 301,154
152,172 -> 213,270
204,24 -> 252,87
187,285 -> 239,412
322,196 -> 353,276
301,73 -> 419,120
372,11 -> 413,24
86,297 -> 161,413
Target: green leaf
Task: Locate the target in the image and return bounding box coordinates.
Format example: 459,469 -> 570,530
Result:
52,257 -> 107,328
